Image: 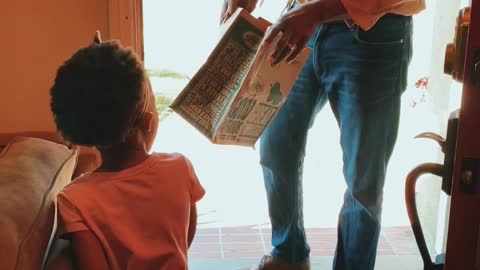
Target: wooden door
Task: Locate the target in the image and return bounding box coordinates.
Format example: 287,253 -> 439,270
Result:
444,0 -> 480,269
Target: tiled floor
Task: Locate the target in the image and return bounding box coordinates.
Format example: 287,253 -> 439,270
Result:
189,225 -> 422,269
189,256 -> 423,270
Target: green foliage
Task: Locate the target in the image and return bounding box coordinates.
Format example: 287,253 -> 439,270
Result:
146,68 -> 185,121
154,93 -> 173,121
146,69 -> 190,80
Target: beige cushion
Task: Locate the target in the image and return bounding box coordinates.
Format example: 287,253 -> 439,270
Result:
0,137 -> 78,270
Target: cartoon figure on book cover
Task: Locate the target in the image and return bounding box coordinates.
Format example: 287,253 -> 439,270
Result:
249,76 -> 265,96
267,82 -> 282,105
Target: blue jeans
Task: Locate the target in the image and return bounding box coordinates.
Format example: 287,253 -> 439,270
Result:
259,14 -> 413,270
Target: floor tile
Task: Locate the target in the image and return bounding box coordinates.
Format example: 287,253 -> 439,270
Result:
222,234 -> 262,243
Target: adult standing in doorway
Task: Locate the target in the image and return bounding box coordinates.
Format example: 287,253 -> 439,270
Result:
221,0 -> 424,269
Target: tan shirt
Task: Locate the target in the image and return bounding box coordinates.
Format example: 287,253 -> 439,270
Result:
296,0 -> 425,30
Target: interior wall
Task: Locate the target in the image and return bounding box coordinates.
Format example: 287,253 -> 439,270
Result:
0,1 -> 109,133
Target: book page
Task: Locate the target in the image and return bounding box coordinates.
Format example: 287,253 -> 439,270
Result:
170,10 -> 266,140
214,35 -> 311,146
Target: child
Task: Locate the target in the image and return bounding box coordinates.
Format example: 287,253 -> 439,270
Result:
48,32 -> 205,270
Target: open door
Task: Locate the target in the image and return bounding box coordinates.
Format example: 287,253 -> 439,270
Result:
406,1 -> 480,269
444,0 -> 480,269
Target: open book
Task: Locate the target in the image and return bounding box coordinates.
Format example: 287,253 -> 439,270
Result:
170,8 -> 311,147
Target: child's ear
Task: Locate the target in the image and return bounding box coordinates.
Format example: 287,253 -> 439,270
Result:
93,30 -> 102,44
140,112 -> 154,133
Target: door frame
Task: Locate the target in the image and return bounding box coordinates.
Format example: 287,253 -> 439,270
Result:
107,0 -> 144,59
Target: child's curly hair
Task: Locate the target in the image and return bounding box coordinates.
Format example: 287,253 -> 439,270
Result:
50,41 -> 146,147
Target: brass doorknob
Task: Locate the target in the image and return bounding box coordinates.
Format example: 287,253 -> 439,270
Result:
443,8 -> 471,82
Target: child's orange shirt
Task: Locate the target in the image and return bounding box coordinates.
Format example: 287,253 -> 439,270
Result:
57,153 -> 205,270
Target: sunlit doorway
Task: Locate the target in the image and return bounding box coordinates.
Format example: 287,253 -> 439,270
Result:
142,1 -> 463,269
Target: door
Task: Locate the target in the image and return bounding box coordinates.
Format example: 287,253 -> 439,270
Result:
444,0 -> 480,269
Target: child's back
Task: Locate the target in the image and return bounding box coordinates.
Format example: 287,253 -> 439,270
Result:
59,153 -> 204,269
47,33 -> 204,270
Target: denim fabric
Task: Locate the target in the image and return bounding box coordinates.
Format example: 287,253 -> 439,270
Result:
259,14 -> 413,270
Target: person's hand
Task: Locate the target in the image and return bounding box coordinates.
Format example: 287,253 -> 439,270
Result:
264,4 -> 319,65
220,0 -> 261,24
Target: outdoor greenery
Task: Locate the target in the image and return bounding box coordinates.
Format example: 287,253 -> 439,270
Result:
147,68 -> 190,121
154,93 -> 174,121
146,68 -> 190,80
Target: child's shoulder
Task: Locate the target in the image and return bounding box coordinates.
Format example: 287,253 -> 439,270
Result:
150,152 -> 191,164
150,152 -> 196,173
58,173 -> 98,202
62,153 -> 191,190
151,152 -> 184,160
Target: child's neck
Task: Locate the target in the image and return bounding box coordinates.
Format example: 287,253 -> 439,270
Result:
96,143 -> 150,173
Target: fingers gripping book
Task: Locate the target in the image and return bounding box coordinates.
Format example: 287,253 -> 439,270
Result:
170,8 -> 311,147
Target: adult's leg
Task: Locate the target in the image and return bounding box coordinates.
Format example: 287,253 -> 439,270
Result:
259,27 -> 327,265
314,15 -> 413,270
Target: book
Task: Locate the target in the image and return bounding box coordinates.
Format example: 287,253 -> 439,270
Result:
170,8 -> 311,147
